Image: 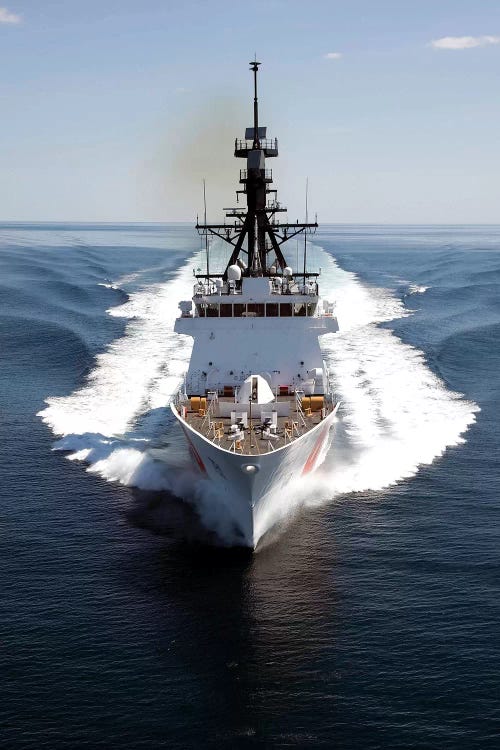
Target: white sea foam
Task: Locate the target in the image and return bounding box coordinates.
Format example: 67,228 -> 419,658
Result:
311,253 -> 476,498
407,283 -> 429,295
39,259 -> 196,438
39,247 -> 478,545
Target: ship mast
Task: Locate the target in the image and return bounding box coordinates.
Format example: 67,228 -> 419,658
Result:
196,61 -> 318,280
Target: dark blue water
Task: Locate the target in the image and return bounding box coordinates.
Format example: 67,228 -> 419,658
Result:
1,223 -> 499,748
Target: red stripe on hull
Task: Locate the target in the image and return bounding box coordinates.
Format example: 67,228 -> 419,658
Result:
301,425 -> 328,476
180,423 -> 208,476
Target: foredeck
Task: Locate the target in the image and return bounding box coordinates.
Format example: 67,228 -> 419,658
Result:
177,394 -> 336,456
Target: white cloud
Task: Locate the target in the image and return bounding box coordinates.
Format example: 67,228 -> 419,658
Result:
324,52 -> 342,60
0,6 -> 21,24
431,35 -> 500,50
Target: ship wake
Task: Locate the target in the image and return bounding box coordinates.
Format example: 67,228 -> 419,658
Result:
38,248 -> 479,546
311,252 -> 478,498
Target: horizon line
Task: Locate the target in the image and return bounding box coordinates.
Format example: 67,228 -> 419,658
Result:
1,220 -> 500,227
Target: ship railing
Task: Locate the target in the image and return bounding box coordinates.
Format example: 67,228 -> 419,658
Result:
234,138 -> 278,152
298,282 -> 319,296
193,284 -> 318,298
193,283 -> 243,299
193,281 -> 220,296
294,390 -> 307,430
266,201 -> 285,211
193,281 -> 241,296
171,383 -> 186,409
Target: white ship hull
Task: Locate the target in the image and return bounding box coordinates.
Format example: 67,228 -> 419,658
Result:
171,401 -> 339,548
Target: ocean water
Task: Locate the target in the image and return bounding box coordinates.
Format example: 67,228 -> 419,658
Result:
1,222 -> 499,748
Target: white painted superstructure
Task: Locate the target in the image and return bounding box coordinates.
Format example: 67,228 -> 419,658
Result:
175,276 -> 338,395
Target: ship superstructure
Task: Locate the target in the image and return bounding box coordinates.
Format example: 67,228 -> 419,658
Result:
171,61 -> 339,547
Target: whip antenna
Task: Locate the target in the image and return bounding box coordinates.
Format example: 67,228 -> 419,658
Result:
303,178 -> 309,284
203,178 -> 209,279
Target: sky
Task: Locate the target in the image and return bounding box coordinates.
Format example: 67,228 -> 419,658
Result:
0,0 -> 499,223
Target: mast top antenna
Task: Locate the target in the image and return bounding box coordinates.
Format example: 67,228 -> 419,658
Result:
249,58 -> 261,148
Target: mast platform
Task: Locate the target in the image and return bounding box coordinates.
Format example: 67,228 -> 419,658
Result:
234,138 -> 278,158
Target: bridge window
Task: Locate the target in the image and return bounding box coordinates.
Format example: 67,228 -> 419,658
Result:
234,303 -> 246,317
306,302 -> 317,317
280,303 -> 293,317
246,303 -> 265,317
220,304 -> 233,317
293,303 -> 307,316
266,303 -> 279,316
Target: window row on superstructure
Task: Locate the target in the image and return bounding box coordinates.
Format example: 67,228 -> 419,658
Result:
194,301 -> 318,318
